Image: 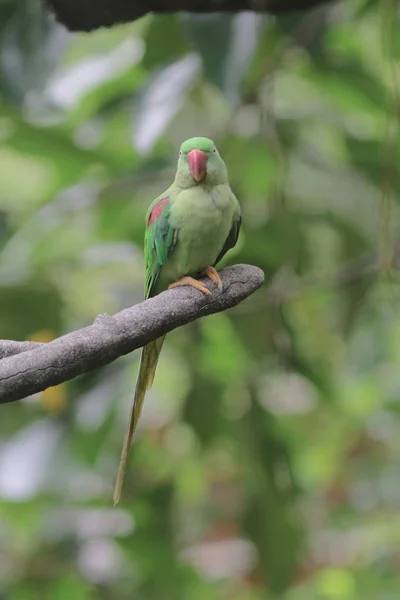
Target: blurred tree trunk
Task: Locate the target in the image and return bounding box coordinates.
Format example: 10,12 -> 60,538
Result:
43,0 -> 335,31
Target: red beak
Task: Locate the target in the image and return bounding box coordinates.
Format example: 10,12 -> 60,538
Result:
187,149 -> 207,182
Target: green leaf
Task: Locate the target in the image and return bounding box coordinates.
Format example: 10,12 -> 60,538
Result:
132,54 -> 201,154
182,13 -> 263,106
305,57 -> 387,115
0,0 -> 67,104
142,15 -> 190,70
0,280 -> 63,339
241,398 -> 302,593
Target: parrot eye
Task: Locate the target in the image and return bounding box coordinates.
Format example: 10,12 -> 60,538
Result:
179,151 -> 182,157
212,148 -> 217,154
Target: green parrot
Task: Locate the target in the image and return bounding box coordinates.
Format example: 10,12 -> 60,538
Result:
113,136 -> 241,504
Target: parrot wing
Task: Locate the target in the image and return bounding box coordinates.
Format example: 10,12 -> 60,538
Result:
144,189 -> 178,298
214,212 -> 241,267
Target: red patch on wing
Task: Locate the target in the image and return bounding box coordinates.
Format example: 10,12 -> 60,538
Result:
148,197 -> 168,227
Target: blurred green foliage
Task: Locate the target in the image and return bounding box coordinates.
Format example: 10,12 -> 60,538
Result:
0,0 -> 400,598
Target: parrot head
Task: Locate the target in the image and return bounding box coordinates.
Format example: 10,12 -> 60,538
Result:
175,137 -> 228,188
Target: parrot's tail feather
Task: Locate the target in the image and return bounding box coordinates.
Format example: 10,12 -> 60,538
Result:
113,335 -> 165,505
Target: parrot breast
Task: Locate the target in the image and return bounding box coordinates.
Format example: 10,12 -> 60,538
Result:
165,184 -> 234,280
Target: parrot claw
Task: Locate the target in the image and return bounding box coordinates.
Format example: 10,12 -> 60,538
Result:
200,266 -> 223,291
169,276 -> 210,296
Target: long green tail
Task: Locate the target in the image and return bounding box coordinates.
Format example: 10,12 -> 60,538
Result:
113,335 -> 165,505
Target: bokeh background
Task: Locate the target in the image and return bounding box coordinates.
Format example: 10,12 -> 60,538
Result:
1,0 -> 400,598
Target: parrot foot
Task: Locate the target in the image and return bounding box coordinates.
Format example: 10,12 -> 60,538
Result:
200,266 -> 223,290
168,276 -> 210,296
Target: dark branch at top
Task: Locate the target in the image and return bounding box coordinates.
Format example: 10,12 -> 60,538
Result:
43,0 -> 335,32
0,264 -> 264,404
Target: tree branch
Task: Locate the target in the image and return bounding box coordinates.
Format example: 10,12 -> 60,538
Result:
43,0 -> 335,32
0,264 -> 264,404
